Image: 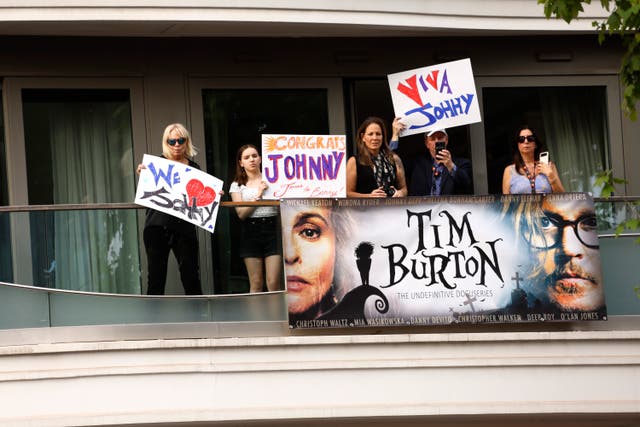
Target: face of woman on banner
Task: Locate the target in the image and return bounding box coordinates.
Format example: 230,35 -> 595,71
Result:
282,205 -> 336,314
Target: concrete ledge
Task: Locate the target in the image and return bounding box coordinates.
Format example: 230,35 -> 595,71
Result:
0,327 -> 638,426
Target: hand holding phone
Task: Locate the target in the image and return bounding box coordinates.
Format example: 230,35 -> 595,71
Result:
539,151 -> 549,164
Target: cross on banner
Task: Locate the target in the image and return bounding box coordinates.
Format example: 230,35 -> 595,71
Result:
511,271 -> 523,290
463,293 -> 477,312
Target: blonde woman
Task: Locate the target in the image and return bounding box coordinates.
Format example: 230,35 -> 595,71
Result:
136,123 -> 202,295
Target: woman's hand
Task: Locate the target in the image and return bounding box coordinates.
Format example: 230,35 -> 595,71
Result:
390,186 -> 402,198
537,162 -> 565,193
371,187 -> 387,198
254,180 -> 268,201
537,162 -> 555,180
136,163 -> 146,175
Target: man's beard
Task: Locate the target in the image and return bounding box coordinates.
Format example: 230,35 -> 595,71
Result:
543,260 -> 602,312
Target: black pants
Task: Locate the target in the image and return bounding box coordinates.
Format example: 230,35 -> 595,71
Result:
143,226 -> 202,295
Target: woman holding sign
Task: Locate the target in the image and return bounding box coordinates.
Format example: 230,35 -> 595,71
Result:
346,116 -> 407,198
136,123 -> 203,295
230,144 -> 282,293
502,125 -> 564,194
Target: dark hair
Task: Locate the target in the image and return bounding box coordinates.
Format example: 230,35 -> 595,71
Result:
355,116 -> 394,166
513,125 -> 546,175
233,144 -> 260,186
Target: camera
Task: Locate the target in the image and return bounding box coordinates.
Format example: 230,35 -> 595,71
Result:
383,183 -> 396,197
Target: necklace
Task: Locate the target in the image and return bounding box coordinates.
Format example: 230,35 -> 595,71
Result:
522,162 -> 536,194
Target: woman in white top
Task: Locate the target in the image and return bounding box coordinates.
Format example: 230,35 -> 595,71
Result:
229,144 -> 282,292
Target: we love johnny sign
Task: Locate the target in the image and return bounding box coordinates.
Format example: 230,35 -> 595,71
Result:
388,58 -> 481,137
135,154 -> 223,233
261,134 -> 347,199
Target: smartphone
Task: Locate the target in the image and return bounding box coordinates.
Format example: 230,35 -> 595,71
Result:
539,151 -> 549,164
435,141 -> 446,157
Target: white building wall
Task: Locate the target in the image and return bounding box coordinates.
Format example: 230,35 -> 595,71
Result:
0,329 -> 638,426
0,1 -> 609,37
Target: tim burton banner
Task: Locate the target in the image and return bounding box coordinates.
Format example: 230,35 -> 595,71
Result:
388,58 -> 481,137
261,134 -> 347,199
282,193 -> 607,329
134,154 -> 223,233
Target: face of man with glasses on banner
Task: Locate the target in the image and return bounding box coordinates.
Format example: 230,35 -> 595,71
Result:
519,194 -> 605,316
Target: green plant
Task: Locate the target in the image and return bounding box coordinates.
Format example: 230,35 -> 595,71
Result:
594,169 -> 640,239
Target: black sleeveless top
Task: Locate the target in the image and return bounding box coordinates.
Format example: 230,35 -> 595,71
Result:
354,157 -> 397,194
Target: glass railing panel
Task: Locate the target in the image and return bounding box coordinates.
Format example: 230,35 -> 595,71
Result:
46,291 -> 287,327
1,203 -> 286,296
49,292 -> 212,326
599,236 -> 640,315
0,283 -> 50,329
26,208 -> 142,293
0,212 -> 12,282
0,197 -> 638,331
595,198 -> 640,316
209,292 -> 287,322
595,198 -> 640,234
210,201 -> 284,295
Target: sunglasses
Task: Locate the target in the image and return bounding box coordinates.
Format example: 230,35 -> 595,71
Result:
167,137 -> 187,146
518,135 -> 536,143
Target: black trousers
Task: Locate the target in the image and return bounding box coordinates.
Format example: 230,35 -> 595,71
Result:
143,226 -> 202,295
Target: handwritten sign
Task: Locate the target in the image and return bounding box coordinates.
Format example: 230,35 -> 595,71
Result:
134,154 -> 223,233
261,134 -> 347,199
388,58 -> 481,137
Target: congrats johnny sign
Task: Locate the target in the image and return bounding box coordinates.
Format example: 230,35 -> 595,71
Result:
261,134 -> 347,199
135,154 -> 223,233
388,58 -> 481,137
282,194 -> 607,329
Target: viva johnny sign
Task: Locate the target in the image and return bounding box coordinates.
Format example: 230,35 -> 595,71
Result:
388,58 -> 481,137
281,194 -> 607,329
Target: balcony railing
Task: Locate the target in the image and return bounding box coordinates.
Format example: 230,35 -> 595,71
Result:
0,197 -> 638,330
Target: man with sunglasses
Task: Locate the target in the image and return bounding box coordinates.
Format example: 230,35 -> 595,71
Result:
525,195 -> 606,315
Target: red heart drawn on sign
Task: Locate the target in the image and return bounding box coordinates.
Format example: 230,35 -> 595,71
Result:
186,179 -> 217,207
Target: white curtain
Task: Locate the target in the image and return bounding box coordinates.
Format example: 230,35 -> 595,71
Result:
539,87 -> 610,194
48,101 -> 140,293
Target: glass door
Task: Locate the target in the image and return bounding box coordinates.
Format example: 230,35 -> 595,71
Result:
189,78 -> 345,293
3,78 -> 147,292
473,75 -> 625,195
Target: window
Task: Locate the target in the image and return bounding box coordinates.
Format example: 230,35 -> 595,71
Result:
483,86 -> 610,194
472,75 -> 624,195
0,88 -> 12,282
3,79 -> 146,293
